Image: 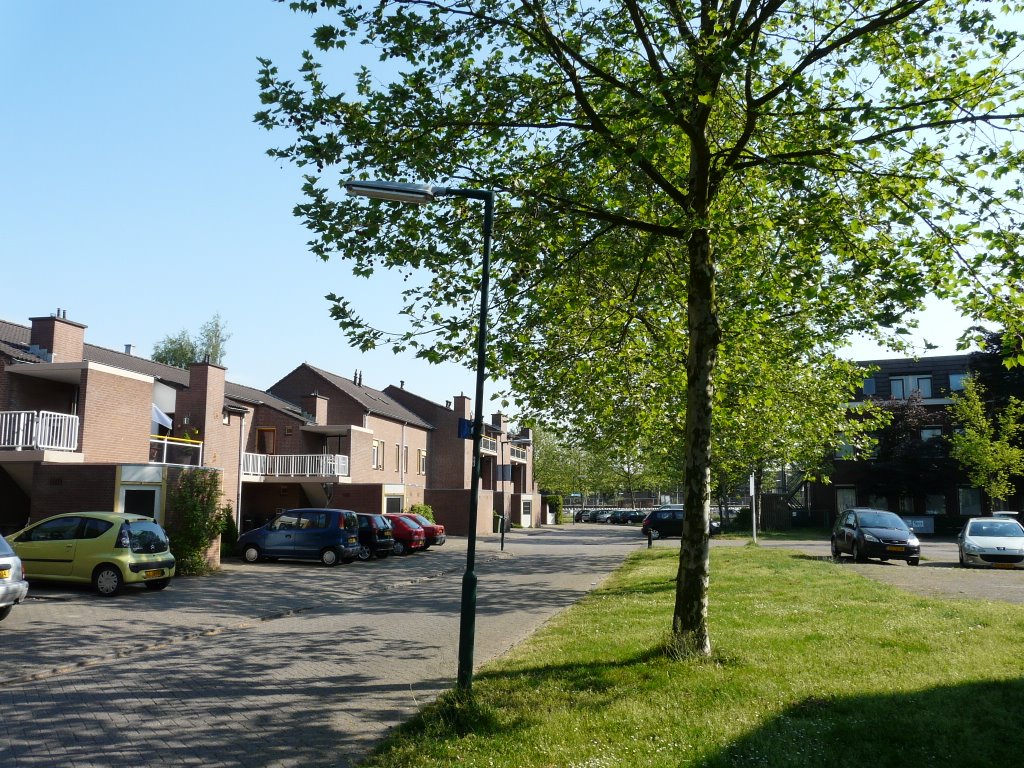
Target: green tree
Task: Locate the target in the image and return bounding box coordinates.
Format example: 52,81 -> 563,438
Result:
258,0 -> 1024,657
153,314 -> 231,368
949,377 -> 1024,506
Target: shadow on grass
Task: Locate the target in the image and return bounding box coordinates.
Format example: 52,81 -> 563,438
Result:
699,678 -> 1024,767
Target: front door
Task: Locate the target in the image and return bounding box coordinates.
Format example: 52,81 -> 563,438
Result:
385,496 -> 404,515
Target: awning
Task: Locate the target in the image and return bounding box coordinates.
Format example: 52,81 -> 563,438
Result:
151,403 -> 173,431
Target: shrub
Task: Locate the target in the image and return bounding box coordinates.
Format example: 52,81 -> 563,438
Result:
409,503 -> 435,522
546,494 -> 565,523
166,468 -> 227,575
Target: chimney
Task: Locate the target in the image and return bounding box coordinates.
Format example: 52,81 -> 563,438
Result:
453,394 -> 472,419
491,412 -> 509,434
400,380 -> 405,389
29,313 -> 86,363
301,392 -> 329,425
124,344 -> 135,356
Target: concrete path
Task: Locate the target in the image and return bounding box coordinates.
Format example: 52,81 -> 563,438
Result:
1,525 -> 645,767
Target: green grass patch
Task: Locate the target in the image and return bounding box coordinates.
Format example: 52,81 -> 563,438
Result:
363,547 -> 1024,767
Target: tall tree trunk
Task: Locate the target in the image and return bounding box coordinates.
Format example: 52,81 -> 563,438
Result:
672,226 -> 720,657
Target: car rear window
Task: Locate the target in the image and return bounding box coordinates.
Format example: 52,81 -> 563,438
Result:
125,521 -> 170,554
0,536 -> 13,556
411,514 -> 432,526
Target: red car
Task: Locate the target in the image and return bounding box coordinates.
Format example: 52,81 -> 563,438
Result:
396,513 -> 446,550
384,514 -> 426,555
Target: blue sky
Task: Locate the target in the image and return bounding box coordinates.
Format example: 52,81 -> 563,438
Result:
0,2 -> 974,411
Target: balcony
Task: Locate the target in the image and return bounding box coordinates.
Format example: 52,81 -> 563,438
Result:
0,411 -> 79,452
481,436 -> 498,454
242,453 -> 350,479
149,436 -> 204,466
510,445 -> 528,461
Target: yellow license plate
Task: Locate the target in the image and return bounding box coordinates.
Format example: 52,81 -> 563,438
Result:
144,569 -> 164,578
0,567 -> 9,579
994,563 -> 1017,569
886,546 -> 905,552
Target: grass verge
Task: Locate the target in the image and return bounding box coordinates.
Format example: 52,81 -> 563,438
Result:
363,546 -> 1024,767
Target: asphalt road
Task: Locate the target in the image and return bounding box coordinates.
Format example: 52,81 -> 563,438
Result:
1,525 -> 643,768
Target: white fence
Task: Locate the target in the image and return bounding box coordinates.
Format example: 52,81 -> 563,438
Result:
242,453 -> 350,478
149,436 -> 204,466
0,410 -> 79,451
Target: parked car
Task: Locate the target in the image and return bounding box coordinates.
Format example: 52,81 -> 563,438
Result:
8,512 -> 175,596
238,508 -> 360,566
593,510 -> 614,523
385,514 -> 426,555
394,513 -> 446,549
957,517 -> 1024,569
621,510 -> 646,525
831,507 -> 920,565
0,534 -> 29,620
640,506 -> 720,538
355,513 -> 395,560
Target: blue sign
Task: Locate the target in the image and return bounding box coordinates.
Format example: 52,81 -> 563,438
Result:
458,418 -> 473,439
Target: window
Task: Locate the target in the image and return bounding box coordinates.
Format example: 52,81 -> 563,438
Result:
958,487 -> 982,516
862,377 -> 876,396
395,443 -> 401,472
297,511 -> 328,529
419,450 -> 427,475
920,426 -> 942,442
836,487 -> 856,513
889,375 -> 932,399
949,372 -> 968,392
371,441 -> 381,470
404,445 -> 409,473
925,494 -> 946,514
256,428 -> 276,455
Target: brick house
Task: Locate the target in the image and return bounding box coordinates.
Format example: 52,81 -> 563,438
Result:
0,311 -> 540,539
805,353 -> 1013,534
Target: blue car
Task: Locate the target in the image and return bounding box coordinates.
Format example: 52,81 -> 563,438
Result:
238,508 -> 361,567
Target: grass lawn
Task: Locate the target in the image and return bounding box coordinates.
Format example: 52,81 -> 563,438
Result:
362,544 -> 1024,767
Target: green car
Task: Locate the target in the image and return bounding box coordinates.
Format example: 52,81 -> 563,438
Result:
9,512 -> 176,596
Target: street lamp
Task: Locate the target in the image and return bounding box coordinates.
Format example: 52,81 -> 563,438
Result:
345,178 -> 494,692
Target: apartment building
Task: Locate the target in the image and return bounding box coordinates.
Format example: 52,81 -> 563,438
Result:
0,311 -> 539,538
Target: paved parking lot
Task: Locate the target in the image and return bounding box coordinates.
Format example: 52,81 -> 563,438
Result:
2,526 -> 643,767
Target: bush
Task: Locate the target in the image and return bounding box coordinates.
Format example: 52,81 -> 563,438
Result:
409,503 -> 435,522
545,494 -> 566,523
732,507 -> 752,531
166,469 -> 227,575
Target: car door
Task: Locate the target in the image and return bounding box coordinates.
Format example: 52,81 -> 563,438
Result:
293,510 -> 330,559
262,512 -> 299,557
13,517 -> 83,577
839,512 -> 857,553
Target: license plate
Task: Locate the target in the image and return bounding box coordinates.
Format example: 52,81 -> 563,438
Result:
0,567 -> 9,579
886,546 -> 905,552
994,563 -> 1017,569
348,537 -> 357,544
144,569 -> 164,578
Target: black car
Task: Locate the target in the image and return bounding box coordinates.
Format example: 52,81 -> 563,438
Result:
238,508 -> 361,566
641,506 -> 721,538
355,513 -> 394,560
831,507 -> 921,565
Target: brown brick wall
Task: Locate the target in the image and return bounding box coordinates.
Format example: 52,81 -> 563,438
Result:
78,367 -> 151,463
29,316 -> 85,362
30,465 -> 118,523
425,488 -> 495,537
331,483 -> 385,515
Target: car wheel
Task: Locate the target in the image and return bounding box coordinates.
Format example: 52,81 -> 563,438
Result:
93,564 -> 124,597
958,547 -> 968,567
908,557 -> 920,566
0,605 -> 12,621
852,541 -> 867,563
651,529 -> 663,540
144,578 -> 170,591
830,538 -> 841,560
242,544 -> 261,563
357,545 -> 371,561
375,549 -> 390,559
320,548 -> 340,567
393,540 -> 407,556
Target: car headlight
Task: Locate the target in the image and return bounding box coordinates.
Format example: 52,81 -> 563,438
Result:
964,542 -> 982,554
862,532 -> 880,543
907,536 -> 920,547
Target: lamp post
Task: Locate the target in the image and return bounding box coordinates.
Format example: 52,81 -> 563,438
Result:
345,179 -> 493,692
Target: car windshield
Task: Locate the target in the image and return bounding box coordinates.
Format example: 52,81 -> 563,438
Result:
968,520 -> 1024,537
125,521 -> 170,554
858,512 -> 907,530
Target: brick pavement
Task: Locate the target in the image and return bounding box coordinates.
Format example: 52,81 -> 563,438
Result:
1,526 -> 643,767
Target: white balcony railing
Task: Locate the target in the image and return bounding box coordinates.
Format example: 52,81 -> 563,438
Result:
0,410 -> 79,451
510,446 -> 528,461
481,436 -> 498,454
149,436 -> 204,466
242,453 -> 350,478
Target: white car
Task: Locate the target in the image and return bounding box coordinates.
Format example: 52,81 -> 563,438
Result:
0,534 -> 30,620
958,517 -> 1024,569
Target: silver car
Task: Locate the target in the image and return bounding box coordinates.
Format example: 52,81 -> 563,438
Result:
0,534 -> 29,620
958,517 -> 1024,569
